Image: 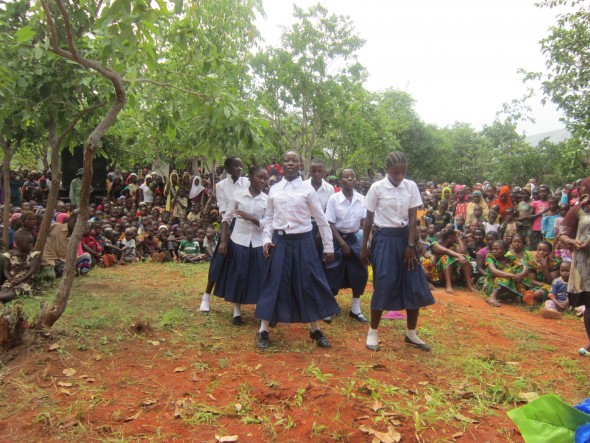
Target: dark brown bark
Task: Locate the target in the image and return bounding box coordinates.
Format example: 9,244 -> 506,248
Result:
35,0 -> 126,330
1,135 -> 13,252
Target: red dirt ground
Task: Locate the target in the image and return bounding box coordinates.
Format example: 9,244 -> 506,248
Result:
1,268 -> 589,442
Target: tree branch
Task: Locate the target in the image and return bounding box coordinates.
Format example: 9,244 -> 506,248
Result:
56,101 -> 107,147
55,0 -> 77,56
125,78 -> 204,98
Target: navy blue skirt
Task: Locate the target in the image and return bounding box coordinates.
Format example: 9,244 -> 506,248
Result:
213,240 -> 265,304
324,232 -> 368,296
255,231 -> 340,323
370,228 -> 435,311
207,219 -> 235,283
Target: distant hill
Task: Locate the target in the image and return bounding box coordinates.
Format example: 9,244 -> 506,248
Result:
525,128 -> 571,146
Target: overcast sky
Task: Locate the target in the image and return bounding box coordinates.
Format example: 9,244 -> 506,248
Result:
257,0 -> 566,136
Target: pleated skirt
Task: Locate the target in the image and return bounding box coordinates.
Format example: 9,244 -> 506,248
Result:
255,231 -> 340,323
213,240 -> 265,304
207,219 -> 235,283
370,228 -> 435,311
324,232 -> 368,296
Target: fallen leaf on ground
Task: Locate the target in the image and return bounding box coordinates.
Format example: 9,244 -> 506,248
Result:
359,424 -> 401,443
85,378 -> 96,383
62,368 -> 76,377
140,398 -> 157,406
48,343 -> 60,351
518,392 -> 540,403
215,435 -> 238,442
58,382 -> 73,387
372,399 -> 384,412
425,394 -> 433,402
208,393 -> 217,401
452,431 -> 464,439
418,381 -> 429,386
372,364 -> 388,371
354,415 -> 371,421
125,410 -> 142,421
174,367 -> 187,373
59,418 -> 79,428
93,354 -> 102,361
454,413 -> 478,423
235,403 -> 242,412
254,364 -> 262,370
174,399 -> 184,418
389,419 -> 401,426
59,388 -> 71,395
149,340 -> 160,346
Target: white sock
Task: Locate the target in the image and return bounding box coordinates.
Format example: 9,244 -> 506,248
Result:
406,329 -> 425,344
309,321 -> 320,333
351,298 -> 361,314
233,303 -> 241,317
259,320 -> 269,333
366,327 -> 379,346
200,293 -> 210,310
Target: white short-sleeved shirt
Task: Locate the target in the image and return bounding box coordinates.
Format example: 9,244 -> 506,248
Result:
304,178 -> 335,212
222,188 -> 268,248
263,177 -> 333,253
325,190 -> 366,233
140,183 -> 154,203
216,176 -> 250,214
363,178 -> 422,228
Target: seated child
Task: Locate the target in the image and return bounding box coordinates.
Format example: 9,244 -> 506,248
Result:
541,261 -> 571,319
119,228 -> 138,264
178,229 -> 204,263
0,229 -> 41,303
483,240 -> 530,307
202,226 -> 218,261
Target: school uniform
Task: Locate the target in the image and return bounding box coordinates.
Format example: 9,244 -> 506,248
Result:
305,178 -> 334,256
213,188 -> 267,304
255,177 -> 340,323
208,176 -> 250,282
324,190 -> 368,296
364,177 -> 435,311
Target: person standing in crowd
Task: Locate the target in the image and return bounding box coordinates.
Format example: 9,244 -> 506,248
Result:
324,168 -> 369,322
200,157 -> 249,312
557,177 -> 590,356
255,151 -> 340,349
69,168 -> 85,208
361,151 -> 435,352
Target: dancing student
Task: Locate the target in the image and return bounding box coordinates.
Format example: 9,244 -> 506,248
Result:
361,151 -> 435,352
254,151 -> 340,349
199,157 -> 249,312
324,168 -> 369,322
214,166 -> 268,326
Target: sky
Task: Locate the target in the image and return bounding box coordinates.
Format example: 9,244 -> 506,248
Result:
256,0 -> 566,136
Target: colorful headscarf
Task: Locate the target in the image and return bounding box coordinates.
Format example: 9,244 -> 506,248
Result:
492,185 -> 513,218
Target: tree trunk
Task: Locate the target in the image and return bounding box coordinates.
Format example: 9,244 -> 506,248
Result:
1,138 -> 13,252
34,118 -> 62,254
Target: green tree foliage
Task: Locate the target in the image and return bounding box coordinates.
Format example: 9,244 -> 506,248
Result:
526,0 -> 590,168
252,3 -> 366,174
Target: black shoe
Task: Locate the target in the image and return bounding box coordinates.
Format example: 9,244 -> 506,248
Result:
256,331 -> 270,349
269,321 -> 277,328
310,330 -> 331,348
349,311 -> 368,323
232,316 -> 244,326
322,316 -> 332,324
404,335 -> 431,352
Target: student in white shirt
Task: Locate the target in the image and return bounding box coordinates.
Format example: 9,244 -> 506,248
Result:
306,158 -> 336,322
200,157 -> 249,312
361,151 -> 435,352
214,166 -> 268,326
254,152 -> 340,350
324,168 -> 369,322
